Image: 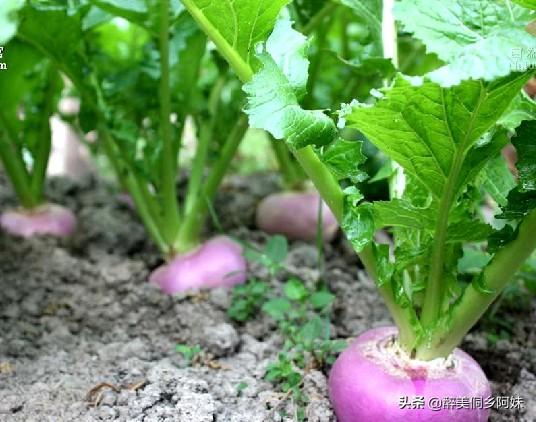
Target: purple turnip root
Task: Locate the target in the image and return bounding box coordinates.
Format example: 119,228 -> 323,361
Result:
0,204 -> 77,238
329,327 -> 491,422
256,192 -> 338,242
149,236 -> 247,294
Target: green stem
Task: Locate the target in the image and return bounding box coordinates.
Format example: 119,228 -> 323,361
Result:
271,140 -> 305,189
99,126 -> 169,254
420,88 -> 486,327
175,115 -> 249,252
184,122 -> 212,215
417,209 -> 536,360
30,65 -> 58,201
293,146 -> 418,350
304,16 -> 331,109
340,11 -> 350,60
302,2 -> 338,35
159,0 -> 181,243
360,246 -> 418,351
180,0 -> 253,83
184,76 -> 225,215
293,146 -> 343,220
0,112 -> 37,209
18,28 -> 169,251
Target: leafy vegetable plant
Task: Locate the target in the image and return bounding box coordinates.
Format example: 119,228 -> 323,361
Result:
5,1 -> 260,292
0,10 -> 76,238
182,0 -> 536,420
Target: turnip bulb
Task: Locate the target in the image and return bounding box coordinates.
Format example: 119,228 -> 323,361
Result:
329,327 -> 491,422
0,204 -> 77,238
256,192 -> 338,242
149,236 -> 247,294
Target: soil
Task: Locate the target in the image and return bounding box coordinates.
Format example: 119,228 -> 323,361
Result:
0,173 -> 535,422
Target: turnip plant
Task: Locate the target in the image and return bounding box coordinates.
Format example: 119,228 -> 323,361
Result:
0,19 -> 76,238
182,0 -> 536,420
6,1 -> 256,292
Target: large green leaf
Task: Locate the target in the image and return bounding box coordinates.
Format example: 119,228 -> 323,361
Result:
345,73 -> 530,201
320,138 -> 367,182
181,0 -> 289,68
17,4 -> 93,103
480,155 -> 516,207
394,0 -> 536,86
0,0 -> 24,44
494,123 -> 536,218
372,199 -> 435,230
0,40 -> 43,111
243,18 -> 339,149
498,91 -> 536,131
342,202 -> 375,251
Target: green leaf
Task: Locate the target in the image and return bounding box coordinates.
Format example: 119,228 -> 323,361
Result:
338,55 -> 397,78
0,40 -> 44,110
458,130 -> 511,196
511,0 -> 536,9
0,0 -> 24,44
176,344 -> 202,363
373,243 -> 395,287
501,189 -> 536,219
321,138 -> 367,182
298,316 -> 329,344
512,120 -> 536,191
345,74 -> 530,201
243,236 -> 288,273
343,186 -> 364,205
394,0 -> 536,86
263,298 -> 292,320
90,0 -> 147,23
264,235 -> 289,264
244,19 -> 339,149
342,202 -> 375,252
340,0 -> 382,43
310,291 -> 335,310
17,4 -> 94,104
458,246 -> 492,274
446,221 -> 493,243
170,13 -> 207,108
283,278 -> 309,301
480,155 -> 516,207
472,273 -> 495,295
500,121 -> 536,218
369,161 -> 395,183
182,0 -> 289,68
372,199 -> 435,230
498,92 -> 536,132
